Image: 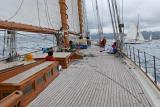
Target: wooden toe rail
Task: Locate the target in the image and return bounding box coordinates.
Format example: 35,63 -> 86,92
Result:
0,90 -> 23,107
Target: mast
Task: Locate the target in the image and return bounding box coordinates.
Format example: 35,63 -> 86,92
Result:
59,0 -> 69,47
78,0 -> 84,35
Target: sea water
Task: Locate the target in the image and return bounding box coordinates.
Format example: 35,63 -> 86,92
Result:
0,33 -> 160,83
123,40 -> 160,83
0,33 -> 55,59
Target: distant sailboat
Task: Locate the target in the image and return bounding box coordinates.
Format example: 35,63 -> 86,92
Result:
149,34 -> 152,41
124,24 -> 145,44
124,15 -> 145,44
145,34 -> 152,42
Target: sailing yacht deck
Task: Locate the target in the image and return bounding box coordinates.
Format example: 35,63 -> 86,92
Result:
28,46 -> 155,107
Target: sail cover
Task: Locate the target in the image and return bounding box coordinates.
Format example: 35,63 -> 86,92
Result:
0,0 -> 62,30
66,0 -> 80,33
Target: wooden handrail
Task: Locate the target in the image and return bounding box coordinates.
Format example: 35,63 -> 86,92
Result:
0,91 -> 23,107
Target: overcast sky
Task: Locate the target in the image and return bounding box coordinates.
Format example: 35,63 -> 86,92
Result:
85,0 -> 160,33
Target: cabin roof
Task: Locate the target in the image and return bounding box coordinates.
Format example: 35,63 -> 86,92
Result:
2,61 -> 53,84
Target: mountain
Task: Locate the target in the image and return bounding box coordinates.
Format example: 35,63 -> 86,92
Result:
142,31 -> 160,40
91,31 -> 160,40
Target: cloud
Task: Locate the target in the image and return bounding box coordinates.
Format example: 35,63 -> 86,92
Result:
86,0 -> 160,33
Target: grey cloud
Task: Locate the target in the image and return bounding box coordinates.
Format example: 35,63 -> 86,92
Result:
86,0 -> 160,33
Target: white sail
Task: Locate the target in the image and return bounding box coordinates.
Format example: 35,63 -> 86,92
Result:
149,34 -> 152,41
66,0 -> 80,33
138,31 -> 145,41
127,24 -> 138,40
0,0 -> 62,29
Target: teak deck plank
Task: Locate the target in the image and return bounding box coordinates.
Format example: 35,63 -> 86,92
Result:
29,46 -> 154,107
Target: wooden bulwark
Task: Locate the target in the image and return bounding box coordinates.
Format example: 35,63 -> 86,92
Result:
0,91 -> 23,107
0,61 -> 59,107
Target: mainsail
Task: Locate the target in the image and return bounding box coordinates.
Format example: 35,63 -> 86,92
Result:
0,0 -> 84,58
0,0 -> 62,30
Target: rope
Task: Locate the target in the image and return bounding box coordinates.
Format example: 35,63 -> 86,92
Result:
71,0 -> 75,31
94,70 -> 150,107
114,0 -> 121,32
91,0 -> 98,34
43,0 -> 54,28
84,0 -> 89,36
43,0 -> 50,27
107,0 -> 116,37
111,0 -> 119,34
7,0 -> 25,21
36,0 -> 41,27
95,0 -> 103,40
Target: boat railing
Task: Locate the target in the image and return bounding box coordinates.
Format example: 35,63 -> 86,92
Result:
123,44 -> 160,91
0,90 -> 23,107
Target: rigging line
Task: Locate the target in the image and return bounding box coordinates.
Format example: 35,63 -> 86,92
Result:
36,0 -> 41,27
84,0 -> 89,34
82,0 -> 86,34
107,0 -> 116,37
7,0 -> 25,21
111,0 -> 118,33
122,0 -> 124,33
110,0 -> 119,34
117,0 -> 121,18
114,0 -> 121,32
101,0 -> 104,27
43,0 -> 50,27
36,0 -> 48,38
93,70 -> 148,107
43,0 -> 56,45
95,0 -> 103,39
82,0 -> 86,33
36,0 -> 50,39
91,0 -> 98,34
44,0 -> 54,28
71,0 -> 75,31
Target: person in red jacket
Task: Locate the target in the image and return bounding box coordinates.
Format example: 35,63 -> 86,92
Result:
45,51 -> 56,61
100,37 -> 107,48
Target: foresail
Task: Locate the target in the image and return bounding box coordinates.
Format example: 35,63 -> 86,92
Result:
0,0 -> 61,30
66,0 -> 80,34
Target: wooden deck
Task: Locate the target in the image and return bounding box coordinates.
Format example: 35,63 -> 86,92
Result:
28,46 -> 154,107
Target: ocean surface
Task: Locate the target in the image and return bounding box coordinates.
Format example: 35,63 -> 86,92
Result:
123,40 -> 160,83
0,33 -> 56,59
0,33 -> 160,83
